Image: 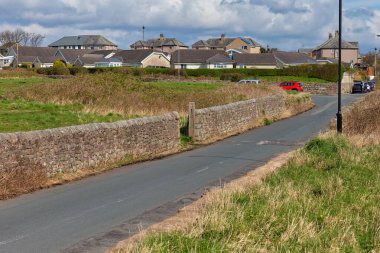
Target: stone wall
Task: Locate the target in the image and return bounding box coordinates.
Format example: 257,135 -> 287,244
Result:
191,95 -> 285,142
0,113 -> 180,175
303,83 -> 338,95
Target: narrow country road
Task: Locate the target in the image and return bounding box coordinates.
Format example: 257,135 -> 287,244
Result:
0,95 -> 362,253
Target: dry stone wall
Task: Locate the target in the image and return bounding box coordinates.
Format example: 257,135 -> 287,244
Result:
0,113 -> 180,175
192,95 -> 285,142
302,83 -> 339,95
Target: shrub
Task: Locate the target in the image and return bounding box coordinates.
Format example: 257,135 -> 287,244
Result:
220,73 -> 244,82
53,59 -> 67,68
69,66 -> 88,75
50,66 -> 70,75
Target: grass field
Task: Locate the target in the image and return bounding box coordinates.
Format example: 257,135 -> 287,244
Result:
0,77 -> 52,95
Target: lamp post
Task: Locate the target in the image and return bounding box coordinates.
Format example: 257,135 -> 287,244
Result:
337,0 -> 343,133
375,48 -> 377,77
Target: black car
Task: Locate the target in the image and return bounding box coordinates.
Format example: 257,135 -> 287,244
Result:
352,81 -> 365,93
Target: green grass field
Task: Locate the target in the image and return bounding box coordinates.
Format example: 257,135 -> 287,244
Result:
137,135 -> 380,252
0,78 -> 129,133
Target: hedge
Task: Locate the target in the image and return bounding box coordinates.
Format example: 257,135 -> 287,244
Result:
34,64 -> 342,82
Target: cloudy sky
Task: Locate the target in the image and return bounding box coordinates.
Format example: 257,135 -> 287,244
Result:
0,0 -> 379,53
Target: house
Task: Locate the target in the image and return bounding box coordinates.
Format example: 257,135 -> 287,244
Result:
312,31 -> 361,64
0,54 -> 14,68
130,34 -> 188,54
55,49 -> 95,64
7,46 -> 57,67
49,35 -> 118,50
234,53 -> 277,69
274,51 -> 318,68
171,49 -> 234,69
234,51 -> 318,69
113,50 -> 170,68
73,54 -> 122,68
192,34 -> 262,54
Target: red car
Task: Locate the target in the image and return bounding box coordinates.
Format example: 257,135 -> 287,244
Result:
279,81 -> 304,92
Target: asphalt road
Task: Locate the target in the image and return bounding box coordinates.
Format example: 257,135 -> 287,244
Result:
0,95 -> 362,253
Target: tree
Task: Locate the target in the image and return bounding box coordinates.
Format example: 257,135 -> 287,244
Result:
0,29 -> 45,48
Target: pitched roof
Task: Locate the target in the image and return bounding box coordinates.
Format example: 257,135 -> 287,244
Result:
234,53 -> 277,66
12,46 -> 56,63
49,35 -> 117,47
35,56 -> 60,64
113,50 -> 157,64
57,49 -> 94,63
130,35 -> 188,49
192,36 -> 262,49
91,49 -> 121,57
314,33 -> 359,50
274,51 -> 318,65
171,49 -> 233,64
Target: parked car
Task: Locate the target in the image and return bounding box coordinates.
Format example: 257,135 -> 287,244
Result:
278,81 -> 304,92
352,81 -> 366,93
238,79 -> 261,84
368,80 -> 376,91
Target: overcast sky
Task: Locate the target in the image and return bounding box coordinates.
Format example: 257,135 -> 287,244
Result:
0,0 -> 379,53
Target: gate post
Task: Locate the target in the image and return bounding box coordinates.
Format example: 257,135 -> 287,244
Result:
188,102 -> 195,138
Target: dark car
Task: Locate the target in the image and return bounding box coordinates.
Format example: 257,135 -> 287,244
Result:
279,81 -> 304,92
368,80 -> 376,91
352,81 -> 365,93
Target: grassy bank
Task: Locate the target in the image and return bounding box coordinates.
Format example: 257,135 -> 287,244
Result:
113,91 -> 380,252
8,72 -> 281,117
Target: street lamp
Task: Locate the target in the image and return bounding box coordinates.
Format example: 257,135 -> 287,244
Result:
337,0 -> 342,133
375,48 -> 377,77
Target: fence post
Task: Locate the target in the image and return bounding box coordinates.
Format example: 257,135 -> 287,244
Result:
188,102 -> 195,138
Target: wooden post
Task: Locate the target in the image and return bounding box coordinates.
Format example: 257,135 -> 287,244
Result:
188,102 -> 195,138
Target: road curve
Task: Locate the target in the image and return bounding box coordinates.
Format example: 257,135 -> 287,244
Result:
0,95 -> 362,253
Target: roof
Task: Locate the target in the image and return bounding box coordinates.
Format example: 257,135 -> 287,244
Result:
113,50 -> 158,64
192,36 -> 262,49
130,35 -> 188,49
91,50 -> 121,57
298,48 -> 314,54
35,56 -> 59,63
274,51 -> 318,65
57,49 -> 94,63
171,49 -> 233,64
12,46 -> 57,63
234,53 -> 277,66
49,35 -> 117,47
314,33 -> 359,50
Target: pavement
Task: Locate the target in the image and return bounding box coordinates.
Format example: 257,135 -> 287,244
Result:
0,94 -> 362,253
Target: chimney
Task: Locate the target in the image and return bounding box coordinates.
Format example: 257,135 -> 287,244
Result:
221,33 -> 226,41
329,33 -> 333,39
159,33 -> 164,41
335,30 -> 339,38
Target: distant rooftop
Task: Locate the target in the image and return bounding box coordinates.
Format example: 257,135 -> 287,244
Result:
49,35 -> 117,47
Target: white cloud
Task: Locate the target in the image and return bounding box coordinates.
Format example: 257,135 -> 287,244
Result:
0,0 -> 378,52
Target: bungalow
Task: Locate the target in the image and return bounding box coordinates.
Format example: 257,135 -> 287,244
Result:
312,31 -> 360,64
7,46 -> 57,67
113,50 -> 170,68
73,54 -> 122,68
235,52 -> 317,69
0,54 -> 14,68
192,34 -> 262,54
130,33 -> 188,54
49,35 -> 118,50
54,49 -> 95,64
171,49 -> 234,69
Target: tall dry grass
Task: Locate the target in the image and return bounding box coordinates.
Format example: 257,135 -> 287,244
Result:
343,90 -> 380,145
7,72 -> 282,117
0,68 -> 40,78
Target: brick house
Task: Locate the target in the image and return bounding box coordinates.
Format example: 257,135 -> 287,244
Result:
312,31 -> 361,64
130,34 -> 188,54
192,34 -> 262,54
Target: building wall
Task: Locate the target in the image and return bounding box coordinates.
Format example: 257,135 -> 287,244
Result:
142,54 -> 170,68
192,95 -> 285,143
0,113 -> 180,175
236,64 -> 277,69
315,48 -> 359,64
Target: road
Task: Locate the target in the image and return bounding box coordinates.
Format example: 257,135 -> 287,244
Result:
0,95 -> 362,253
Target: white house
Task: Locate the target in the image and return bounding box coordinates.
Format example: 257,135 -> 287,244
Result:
171,49 -> 234,69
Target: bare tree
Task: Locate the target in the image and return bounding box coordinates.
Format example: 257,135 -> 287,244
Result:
0,29 -> 44,48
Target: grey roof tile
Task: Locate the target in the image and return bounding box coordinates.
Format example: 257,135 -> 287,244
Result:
49,35 -> 117,47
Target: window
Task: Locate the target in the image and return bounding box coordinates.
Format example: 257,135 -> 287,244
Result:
242,46 -> 248,50
214,64 -> 227,69
181,64 -> 187,69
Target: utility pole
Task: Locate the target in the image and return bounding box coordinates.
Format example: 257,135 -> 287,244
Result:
375,48 -> 377,77
337,0 -> 343,133
142,26 -> 145,41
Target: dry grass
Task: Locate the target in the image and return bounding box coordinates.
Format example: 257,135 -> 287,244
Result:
0,68 -> 40,78
343,90 -> 380,145
0,158 -> 48,199
7,72 -> 282,117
